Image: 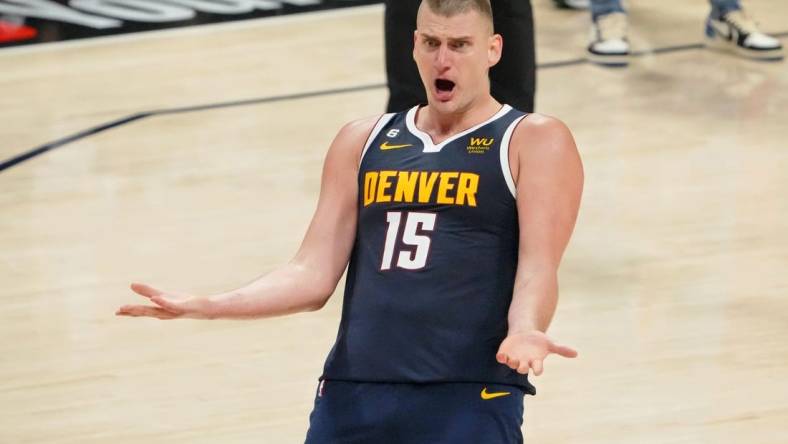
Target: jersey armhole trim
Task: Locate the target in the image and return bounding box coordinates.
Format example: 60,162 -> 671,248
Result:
359,113 -> 396,166
500,114 -> 528,198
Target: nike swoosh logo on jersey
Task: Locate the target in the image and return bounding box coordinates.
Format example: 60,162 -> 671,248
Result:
380,141 -> 414,150
480,387 -> 511,400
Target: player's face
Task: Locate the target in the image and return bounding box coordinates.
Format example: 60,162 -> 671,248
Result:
413,6 -> 502,114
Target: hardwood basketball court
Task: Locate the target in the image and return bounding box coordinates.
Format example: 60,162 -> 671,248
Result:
1,1 -> 786,442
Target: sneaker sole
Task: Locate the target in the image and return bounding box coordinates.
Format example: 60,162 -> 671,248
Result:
587,50 -> 630,67
705,36 -> 785,61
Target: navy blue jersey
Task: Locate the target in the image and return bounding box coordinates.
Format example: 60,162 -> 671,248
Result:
321,105 -> 535,394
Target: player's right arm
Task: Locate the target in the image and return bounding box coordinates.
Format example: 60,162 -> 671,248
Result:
116,116 -> 379,320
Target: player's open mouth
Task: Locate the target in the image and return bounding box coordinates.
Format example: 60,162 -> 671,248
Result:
434,78 -> 456,101
435,78 -> 455,92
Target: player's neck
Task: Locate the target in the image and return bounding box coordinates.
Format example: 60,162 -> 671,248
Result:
417,96 -> 502,144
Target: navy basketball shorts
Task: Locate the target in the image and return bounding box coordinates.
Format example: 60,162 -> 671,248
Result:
304,380 -> 526,444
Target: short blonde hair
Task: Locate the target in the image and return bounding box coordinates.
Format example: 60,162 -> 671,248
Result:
421,0 -> 494,32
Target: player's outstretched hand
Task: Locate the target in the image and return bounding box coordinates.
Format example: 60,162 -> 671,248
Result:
116,283 -> 211,320
496,330 -> 577,376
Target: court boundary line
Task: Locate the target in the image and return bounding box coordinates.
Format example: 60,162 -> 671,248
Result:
1,31 -> 786,173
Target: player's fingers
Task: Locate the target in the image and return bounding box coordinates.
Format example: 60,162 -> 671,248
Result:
116,305 -> 179,319
516,361 -> 530,375
153,309 -> 179,320
150,295 -> 184,313
507,358 -> 520,370
116,305 -> 144,316
496,352 -> 508,364
550,343 -> 578,358
116,305 -> 152,317
130,282 -> 162,299
532,359 -> 544,376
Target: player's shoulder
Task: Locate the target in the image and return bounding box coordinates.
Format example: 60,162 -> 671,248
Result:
328,114 -> 387,163
514,112 -> 572,140
337,114 -> 386,143
510,112 -> 577,158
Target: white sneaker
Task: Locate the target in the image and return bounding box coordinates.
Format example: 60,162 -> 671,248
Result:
705,10 -> 784,61
587,12 -> 630,67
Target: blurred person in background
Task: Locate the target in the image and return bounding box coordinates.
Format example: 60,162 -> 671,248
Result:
586,0 -> 784,66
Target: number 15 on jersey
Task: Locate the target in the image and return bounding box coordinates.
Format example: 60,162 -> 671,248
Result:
381,211 -> 437,271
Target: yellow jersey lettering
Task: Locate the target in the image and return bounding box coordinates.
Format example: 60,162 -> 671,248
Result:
377,170 -> 396,203
469,137 -> 494,146
394,171 -> 419,203
455,173 -> 479,207
436,172 -> 459,204
418,172 -> 440,203
364,172 -> 378,207
364,170 -> 478,206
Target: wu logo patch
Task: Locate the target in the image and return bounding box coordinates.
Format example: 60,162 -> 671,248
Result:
387,129 -> 401,138
467,137 -> 494,154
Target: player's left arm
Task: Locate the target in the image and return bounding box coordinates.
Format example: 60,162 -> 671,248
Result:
495,114 -> 584,377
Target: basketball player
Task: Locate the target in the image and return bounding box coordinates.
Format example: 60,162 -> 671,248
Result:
116,1 -> 584,442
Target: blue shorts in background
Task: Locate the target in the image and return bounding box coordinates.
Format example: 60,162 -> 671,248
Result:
304,380 -> 526,444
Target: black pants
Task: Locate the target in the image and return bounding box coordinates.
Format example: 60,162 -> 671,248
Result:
384,0 -> 536,113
